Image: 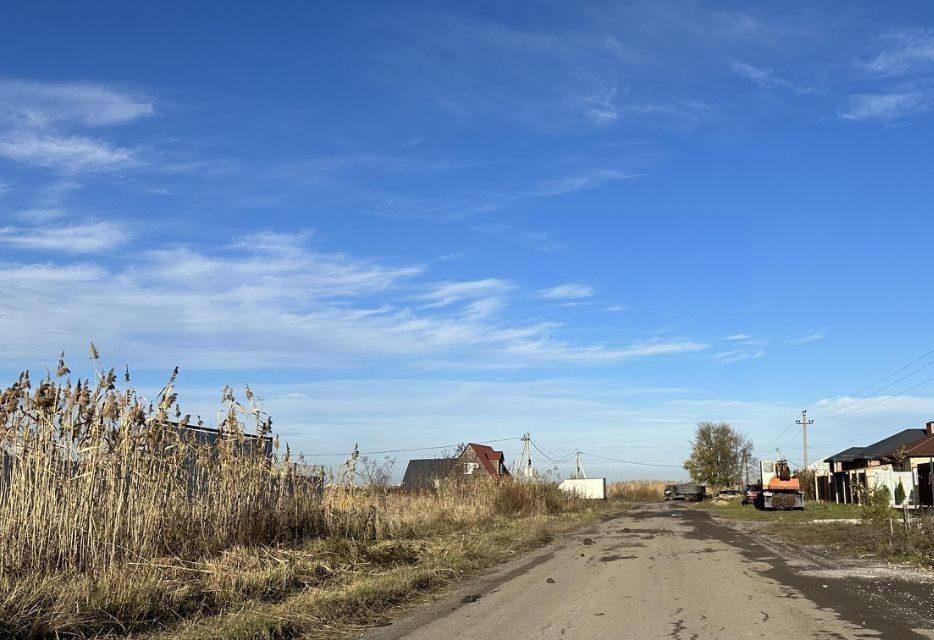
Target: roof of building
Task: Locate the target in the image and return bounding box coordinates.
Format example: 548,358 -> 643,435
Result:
860,428 -> 927,460
903,433 -> 934,457
825,446 -> 867,462
466,443 -> 511,478
401,458 -> 456,489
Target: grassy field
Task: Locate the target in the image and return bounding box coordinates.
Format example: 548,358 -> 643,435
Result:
695,498 -> 934,568
0,357 -> 612,638
144,507 -> 605,640
694,499 -> 863,522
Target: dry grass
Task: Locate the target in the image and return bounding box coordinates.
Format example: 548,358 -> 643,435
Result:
0,354 -> 600,638
0,356 -> 324,578
607,479 -> 675,501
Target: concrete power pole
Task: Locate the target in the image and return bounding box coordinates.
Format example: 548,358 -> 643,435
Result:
797,410 -> 814,472
517,433 -> 533,480
575,451 -> 586,479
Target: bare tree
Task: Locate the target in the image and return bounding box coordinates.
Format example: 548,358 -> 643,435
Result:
437,443 -> 466,460
358,455 -> 396,491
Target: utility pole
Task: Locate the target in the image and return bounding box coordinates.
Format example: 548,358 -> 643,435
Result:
797,410 -> 814,472
516,433 -> 533,480
575,451 -> 586,479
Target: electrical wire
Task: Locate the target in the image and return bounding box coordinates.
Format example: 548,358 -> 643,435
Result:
528,438 -> 577,463
811,374 -> 934,422
755,421 -> 798,457
579,451 -> 683,468
310,436 -> 519,457
812,360 -> 934,420
826,346 -> 934,404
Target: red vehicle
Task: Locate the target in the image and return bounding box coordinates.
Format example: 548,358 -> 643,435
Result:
742,483 -> 761,505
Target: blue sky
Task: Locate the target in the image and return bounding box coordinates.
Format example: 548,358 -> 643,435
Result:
2,1 -> 934,479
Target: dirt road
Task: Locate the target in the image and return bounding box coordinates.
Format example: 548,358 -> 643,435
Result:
362,502 -> 934,640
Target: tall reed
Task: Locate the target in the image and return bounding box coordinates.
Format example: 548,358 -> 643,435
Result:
0,352 -> 321,577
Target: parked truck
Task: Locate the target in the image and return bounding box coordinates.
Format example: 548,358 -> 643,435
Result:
664,483 -> 706,502
755,459 -> 804,510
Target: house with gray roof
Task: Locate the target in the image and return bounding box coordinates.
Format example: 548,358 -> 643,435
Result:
825,428 -> 926,504
401,458 -> 457,491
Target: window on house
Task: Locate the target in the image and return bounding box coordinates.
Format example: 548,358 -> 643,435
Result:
464,462 -> 479,475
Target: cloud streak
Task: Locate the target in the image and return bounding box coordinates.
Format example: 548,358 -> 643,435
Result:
0,220 -> 131,253
0,78 -> 150,172
0,233 -> 707,371
540,283 -> 594,300
729,61 -> 816,94
838,93 -> 927,121
863,29 -> 934,77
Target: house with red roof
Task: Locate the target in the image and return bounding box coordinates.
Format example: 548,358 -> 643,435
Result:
455,443 -> 511,481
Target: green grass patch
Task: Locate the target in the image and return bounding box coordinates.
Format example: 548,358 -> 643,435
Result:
693,499 -> 863,522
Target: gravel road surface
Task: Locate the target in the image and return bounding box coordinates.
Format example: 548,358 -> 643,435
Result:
361,502 -> 934,640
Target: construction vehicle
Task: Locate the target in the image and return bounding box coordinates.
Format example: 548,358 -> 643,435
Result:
755,459 -> 805,510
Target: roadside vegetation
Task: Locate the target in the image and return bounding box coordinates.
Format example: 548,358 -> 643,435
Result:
0,354 -> 611,639
695,498 -> 862,522
697,488 -> 934,568
607,480 -> 675,501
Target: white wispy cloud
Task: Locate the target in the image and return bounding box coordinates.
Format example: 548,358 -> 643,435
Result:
420,278 -> 514,307
583,86 -> 618,125
471,223 -> 567,253
838,93 -> 928,121
713,348 -> 766,364
729,61 -> 816,94
0,220 -> 131,253
863,29 -> 934,77
0,234 -> 707,371
0,132 -> 135,172
0,78 -> 150,172
504,338 -> 708,364
616,100 -> 717,127
530,169 -> 635,197
540,283 -> 594,300
723,334 -> 768,347
0,78 -> 153,127
787,331 -> 827,345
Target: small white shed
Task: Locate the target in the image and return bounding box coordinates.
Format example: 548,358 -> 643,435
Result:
559,478 -> 607,500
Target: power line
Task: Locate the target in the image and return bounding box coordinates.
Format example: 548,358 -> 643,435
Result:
812,359 -> 934,420
841,346 -> 934,399
754,421 -> 798,457
579,451 -> 683,468
808,419 -> 931,453
811,374 -> 934,422
310,436 -> 519,457
529,438 -> 577,463
810,346 -> 934,419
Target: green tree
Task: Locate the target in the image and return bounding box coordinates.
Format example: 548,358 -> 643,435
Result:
894,480 -> 906,506
683,422 -> 753,488
860,484 -> 892,522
